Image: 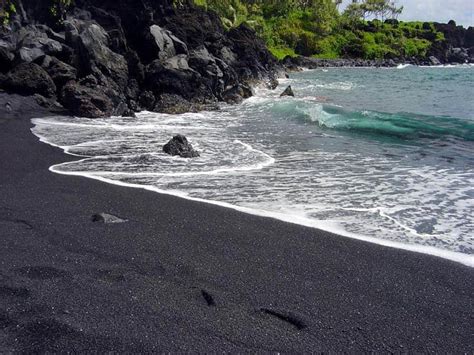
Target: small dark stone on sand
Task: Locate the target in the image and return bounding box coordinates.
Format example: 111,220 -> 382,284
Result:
201,290 -> 216,306
91,213 -> 127,224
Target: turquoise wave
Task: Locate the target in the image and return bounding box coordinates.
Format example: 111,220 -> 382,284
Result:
271,101 -> 474,141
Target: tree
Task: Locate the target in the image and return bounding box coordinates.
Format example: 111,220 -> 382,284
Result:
344,0 -> 403,21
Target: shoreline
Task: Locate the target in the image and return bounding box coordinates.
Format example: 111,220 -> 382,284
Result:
33,122 -> 474,268
1,95 -> 473,351
284,62 -> 474,72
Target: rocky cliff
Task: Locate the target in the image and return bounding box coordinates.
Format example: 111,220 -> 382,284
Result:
0,0 -> 280,118
428,22 -> 474,64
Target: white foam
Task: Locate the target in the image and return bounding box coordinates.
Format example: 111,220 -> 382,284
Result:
30,118 -> 474,268
42,158 -> 474,268
397,64 -> 412,69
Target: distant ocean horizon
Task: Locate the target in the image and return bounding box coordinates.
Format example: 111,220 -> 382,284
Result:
32,65 -> 474,267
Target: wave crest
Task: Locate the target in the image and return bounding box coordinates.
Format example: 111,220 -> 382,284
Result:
271,101 -> 474,141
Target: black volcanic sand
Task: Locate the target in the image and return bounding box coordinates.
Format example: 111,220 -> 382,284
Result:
0,94 -> 473,352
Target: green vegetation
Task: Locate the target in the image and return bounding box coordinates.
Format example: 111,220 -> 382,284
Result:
0,0 -> 73,25
190,0 -> 445,60
0,0 -> 16,25
49,0 -> 74,23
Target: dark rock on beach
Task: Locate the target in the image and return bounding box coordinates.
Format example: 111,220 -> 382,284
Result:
163,134 -> 200,158
37,56 -> 77,87
91,213 -> 127,224
0,0 -> 281,118
60,80 -> 116,118
2,62 -> 56,98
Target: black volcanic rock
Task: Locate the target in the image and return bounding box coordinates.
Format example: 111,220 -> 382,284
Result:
0,0 -> 280,117
222,83 -> 253,104
154,93 -> 194,114
61,81 -> 113,118
37,56 -> 77,87
163,134 -> 200,158
3,62 -> 56,98
280,85 -> 294,97
0,46 -> 14,73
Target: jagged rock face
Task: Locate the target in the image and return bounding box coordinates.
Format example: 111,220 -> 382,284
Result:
61,81 -> 113,118
3,62 -> 56,98
0,45 -> 15,73
427,23 -> 474,63
222,84 -> 253,104
0,0 -> 280,117
38,56 -> 77,87
150,25 -> 188,60
72,21 -> 129,90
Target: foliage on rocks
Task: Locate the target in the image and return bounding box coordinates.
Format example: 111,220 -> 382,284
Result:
191,0 -> 454,61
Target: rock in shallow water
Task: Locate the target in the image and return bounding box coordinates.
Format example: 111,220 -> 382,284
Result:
280,85 -> 295,97
163,134 -> 200,158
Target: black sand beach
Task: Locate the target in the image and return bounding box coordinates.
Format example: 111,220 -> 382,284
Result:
0,95 -> 473,352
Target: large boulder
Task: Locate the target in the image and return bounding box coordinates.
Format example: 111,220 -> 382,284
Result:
3,62 -> 56,98
188,46 -> 223,78
38,56 -> 77,87
12,25 -> 63,63
429,56 -> 442,66
154,93 -> 194,114
61,81 -> 113,117
145,58 -> 212,102
163,134 -> 200,158
0,44 -> 15,73
149,25 -> 188,61
222,83 -> 253,104
138,90 -> 155,111
447,47 -> 469,63
76,22 -> 129,90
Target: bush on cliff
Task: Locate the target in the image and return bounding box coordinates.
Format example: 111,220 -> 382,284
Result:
191,0 -> 463,62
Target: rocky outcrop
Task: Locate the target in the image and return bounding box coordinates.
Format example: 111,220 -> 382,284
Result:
150,25 -> 188,60
427,22 -> 474,64
163,134 -> 200,158
280,85 -> 294,97
222,84 -> 253,104
281,56 -> 401,70
61,80 -> 116,118
2,62 -> 56,98
0,0 -> 280,118
36,55 -> 77,87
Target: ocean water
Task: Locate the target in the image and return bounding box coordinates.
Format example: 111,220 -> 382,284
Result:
32,65 -> 474,266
